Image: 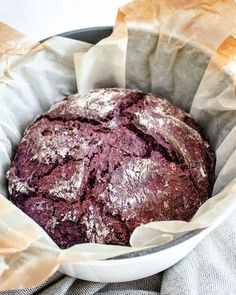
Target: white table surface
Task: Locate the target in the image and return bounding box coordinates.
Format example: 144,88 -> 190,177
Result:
0,0 -> 130,41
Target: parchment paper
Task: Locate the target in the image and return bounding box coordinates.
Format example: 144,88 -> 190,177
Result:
1,0 -> 236,291
0,22 -> 142,291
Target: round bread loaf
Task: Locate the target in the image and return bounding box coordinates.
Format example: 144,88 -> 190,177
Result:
7,88 -> 215,249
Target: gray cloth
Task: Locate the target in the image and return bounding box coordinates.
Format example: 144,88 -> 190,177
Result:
2,211 -> 236,295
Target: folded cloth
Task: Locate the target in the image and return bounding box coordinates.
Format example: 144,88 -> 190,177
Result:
2,210 -> 236,295
160,210 -> 236,295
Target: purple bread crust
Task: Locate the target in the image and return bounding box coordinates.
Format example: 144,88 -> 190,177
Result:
7,88 -> 215,249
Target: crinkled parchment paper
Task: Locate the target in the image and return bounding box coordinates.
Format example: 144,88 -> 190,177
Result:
1,0 -> 236,291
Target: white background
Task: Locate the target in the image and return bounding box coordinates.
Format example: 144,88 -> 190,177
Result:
0,0 -> 130,41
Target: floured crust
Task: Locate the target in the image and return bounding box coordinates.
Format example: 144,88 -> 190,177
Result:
7,88 -> 215,248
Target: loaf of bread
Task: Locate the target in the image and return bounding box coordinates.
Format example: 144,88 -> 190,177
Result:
7,88 -> 215,249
